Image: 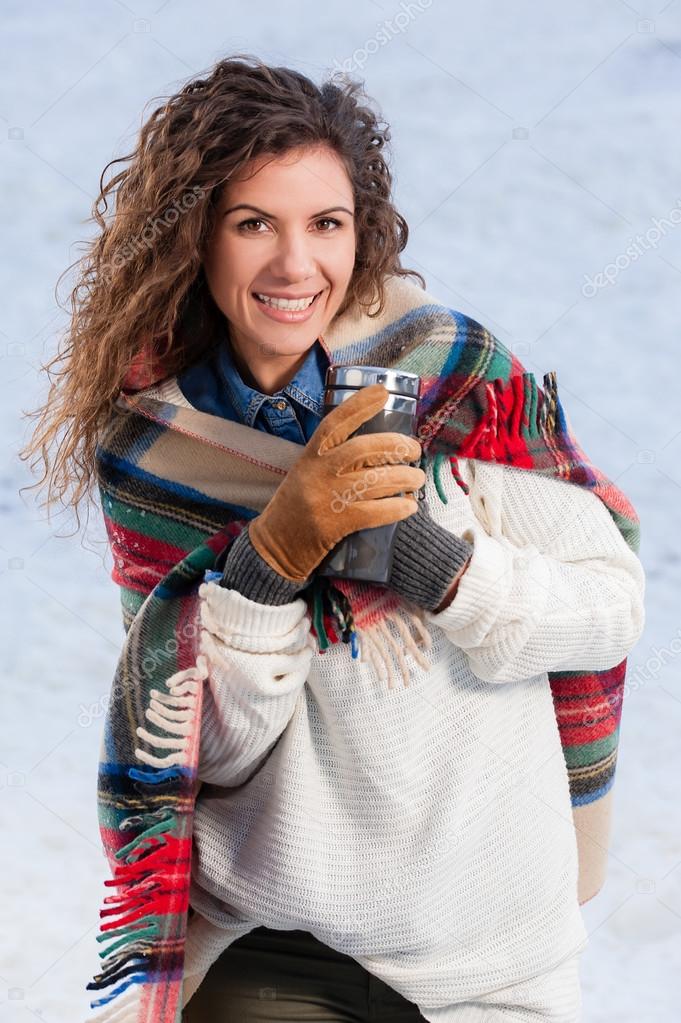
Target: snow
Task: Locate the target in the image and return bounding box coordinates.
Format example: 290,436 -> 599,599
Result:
1,0 -> 679,1019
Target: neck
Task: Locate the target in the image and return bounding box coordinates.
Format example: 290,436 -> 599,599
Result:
227,331 -> 313,395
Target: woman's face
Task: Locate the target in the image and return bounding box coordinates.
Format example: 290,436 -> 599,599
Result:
203,145 -> 357,393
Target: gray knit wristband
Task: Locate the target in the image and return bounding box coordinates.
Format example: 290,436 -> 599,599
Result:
217,527 -> 308,606
388,501 -> 473,612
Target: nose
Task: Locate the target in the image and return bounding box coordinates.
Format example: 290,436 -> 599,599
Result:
269,228 -> 317,280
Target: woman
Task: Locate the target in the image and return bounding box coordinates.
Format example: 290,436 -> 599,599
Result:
21,55 -> 645,1023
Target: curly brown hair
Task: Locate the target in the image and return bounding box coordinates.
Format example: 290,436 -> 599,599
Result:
19,53 -> 425,530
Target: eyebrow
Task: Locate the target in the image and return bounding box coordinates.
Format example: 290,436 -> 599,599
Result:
223,203 -> 354,219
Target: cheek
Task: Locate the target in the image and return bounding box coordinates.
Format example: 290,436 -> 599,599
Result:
202,236 -> 225,289
331,232 -> 357,281
208,225 -> 236,258
204,234 -> 253,295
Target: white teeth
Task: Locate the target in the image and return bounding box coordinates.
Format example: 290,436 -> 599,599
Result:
255,292 -> 318,311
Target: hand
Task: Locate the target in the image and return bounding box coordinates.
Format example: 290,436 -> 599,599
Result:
249,383 -> 426,583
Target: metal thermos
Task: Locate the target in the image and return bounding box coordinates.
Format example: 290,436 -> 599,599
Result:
316,365 -> 422,584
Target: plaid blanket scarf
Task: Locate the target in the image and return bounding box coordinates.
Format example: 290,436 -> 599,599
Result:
85,274 -> 640,1022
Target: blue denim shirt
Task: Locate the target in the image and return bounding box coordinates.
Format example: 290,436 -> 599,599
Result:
177,327 -> 329,445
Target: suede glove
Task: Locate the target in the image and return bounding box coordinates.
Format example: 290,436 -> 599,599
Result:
387,498 -> 474,612
218,383 -> 425,603
247,383 -> 424,580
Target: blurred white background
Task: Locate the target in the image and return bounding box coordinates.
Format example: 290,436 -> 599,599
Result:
1,0 -> 680,1019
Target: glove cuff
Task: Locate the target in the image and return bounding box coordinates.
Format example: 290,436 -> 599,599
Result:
218,526 -> 308,606
389,502 -> 473,611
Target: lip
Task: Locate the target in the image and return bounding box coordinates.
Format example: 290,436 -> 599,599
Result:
254,291 -> 322,299
252,289 -> 324,323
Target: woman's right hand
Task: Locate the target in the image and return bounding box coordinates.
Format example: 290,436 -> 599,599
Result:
248,383 -> 425,583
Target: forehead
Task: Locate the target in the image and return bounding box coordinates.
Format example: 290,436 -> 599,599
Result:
221,146 -> 354,206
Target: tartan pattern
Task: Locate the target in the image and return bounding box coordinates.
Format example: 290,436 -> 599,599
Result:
85,275 -> 639,1021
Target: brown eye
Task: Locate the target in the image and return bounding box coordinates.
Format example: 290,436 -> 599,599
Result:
237,218 -> 268,233
316,218 -> 342,231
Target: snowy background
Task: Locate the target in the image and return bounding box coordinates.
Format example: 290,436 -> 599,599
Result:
2,0 -> 680,1019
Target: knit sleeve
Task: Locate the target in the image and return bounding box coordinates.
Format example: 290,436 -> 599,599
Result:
195,580 -> 314,786
424,459 -> 646,684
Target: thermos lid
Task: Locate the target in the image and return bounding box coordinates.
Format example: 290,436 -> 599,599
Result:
325,364 -> 421,399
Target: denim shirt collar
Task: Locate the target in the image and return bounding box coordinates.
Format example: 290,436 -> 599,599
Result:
216,329 -> 326,428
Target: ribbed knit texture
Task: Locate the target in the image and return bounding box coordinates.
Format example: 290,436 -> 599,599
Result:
218,525 -> 307,605
185,455 -> 644,1017
389,499 -> 473,610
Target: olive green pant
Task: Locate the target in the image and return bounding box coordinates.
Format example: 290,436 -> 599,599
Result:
181,925 -> 427,1022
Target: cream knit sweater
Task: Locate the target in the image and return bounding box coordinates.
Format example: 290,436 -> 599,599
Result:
176,445 -> 645,1019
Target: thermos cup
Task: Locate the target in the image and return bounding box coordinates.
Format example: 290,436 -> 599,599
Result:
317,365 -> 422,584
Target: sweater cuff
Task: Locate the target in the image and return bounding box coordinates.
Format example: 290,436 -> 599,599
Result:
424,519 -> 521,640
218,526 -> 308,606
388,503 -> 474,611
198,579 -> 309,641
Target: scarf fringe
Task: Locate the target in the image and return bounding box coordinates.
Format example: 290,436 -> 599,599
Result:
86,985 -> 143,1022
430,369 -> 569,504
86,658 -> 208,1020
310,578 -> 432,689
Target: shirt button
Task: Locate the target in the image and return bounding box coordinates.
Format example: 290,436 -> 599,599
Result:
273,399 -> 287,410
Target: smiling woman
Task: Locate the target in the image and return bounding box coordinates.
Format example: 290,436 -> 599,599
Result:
19,51 -> 645,1023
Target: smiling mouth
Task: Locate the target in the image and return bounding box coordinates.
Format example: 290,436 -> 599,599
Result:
252,290 -> 323,309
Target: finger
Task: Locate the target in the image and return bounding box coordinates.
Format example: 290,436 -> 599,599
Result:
313,383 -> 389,454
330,433 -> 422,475
343,495 -> 419,533
332,465 -> 426,505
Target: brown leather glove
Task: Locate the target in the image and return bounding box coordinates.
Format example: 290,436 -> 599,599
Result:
248,383 -> 425,583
